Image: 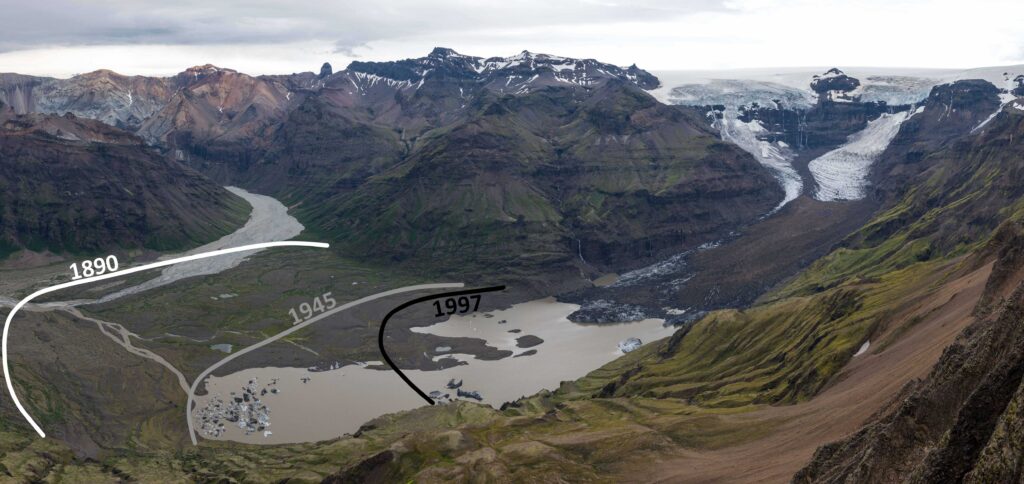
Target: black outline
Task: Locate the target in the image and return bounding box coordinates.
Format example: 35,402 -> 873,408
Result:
378,285 -> 506,405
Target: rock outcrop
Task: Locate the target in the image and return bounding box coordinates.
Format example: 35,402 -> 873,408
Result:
319,62 -> 333,78
811,68 -> 862,102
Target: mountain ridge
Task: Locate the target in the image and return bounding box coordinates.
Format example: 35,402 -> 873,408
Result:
0,103 -> 249,256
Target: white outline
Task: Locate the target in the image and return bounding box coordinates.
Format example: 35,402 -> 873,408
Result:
2,241 -> 329,438
185,282 -> 464,445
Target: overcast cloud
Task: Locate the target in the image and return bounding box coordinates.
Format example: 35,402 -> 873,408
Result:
0,0 -> 1022,77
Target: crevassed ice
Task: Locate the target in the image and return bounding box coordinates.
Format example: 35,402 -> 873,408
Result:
809,111 -> 912,202
718,110 -> 803,211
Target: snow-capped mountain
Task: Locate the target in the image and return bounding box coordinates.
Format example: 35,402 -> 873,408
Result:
810,68 -> 862,102
339,47 -> 660,96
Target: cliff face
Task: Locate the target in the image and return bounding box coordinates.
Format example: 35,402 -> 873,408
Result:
135,65 -> 304,167
869,79 -> 1002,197
0,70 -> 173,131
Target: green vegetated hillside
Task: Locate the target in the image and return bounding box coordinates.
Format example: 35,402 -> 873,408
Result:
3,81 -> 1020,482
233,87 -> 775,289
286,81 -> 779,275
0,105 -> 249,257
794,87 -> 1024,482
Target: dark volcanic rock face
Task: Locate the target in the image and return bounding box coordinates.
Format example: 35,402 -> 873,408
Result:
319,62 -> 333,78
736,98 -> 901,151
0,108 -> 247,255
810,68 -> 861,101
796,234 -> 1024,483
869,79 -> 1001,198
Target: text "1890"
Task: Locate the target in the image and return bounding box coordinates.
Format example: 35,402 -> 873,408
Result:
70,255 -> 119,280
289,292 -> 337,325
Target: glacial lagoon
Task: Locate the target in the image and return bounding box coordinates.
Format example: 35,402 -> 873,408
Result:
194,297 -> 676,444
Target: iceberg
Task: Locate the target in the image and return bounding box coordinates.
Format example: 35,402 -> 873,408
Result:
618,337 -> 643,353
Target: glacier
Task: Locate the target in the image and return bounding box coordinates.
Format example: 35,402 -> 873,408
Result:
716,110 -> 803,211
655,79 -> 815,109
809,111 -> 914,202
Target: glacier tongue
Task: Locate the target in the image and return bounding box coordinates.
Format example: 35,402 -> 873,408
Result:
809,111 -> 912,202
717,110 -> 803,211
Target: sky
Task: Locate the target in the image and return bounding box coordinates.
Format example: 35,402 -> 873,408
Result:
1,0 -> 1023,78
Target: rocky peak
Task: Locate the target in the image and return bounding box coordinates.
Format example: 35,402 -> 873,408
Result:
1013,74 -> 1024,96
875,79 -> 1002,174
927,79 -> 1001,108
319,62 -> 333,78
811,68 -> 861,102
179,64 -> 235,83
428,47 -> 465,59
185,64 -> 223,74
626,64 -> 660,90
80,68 -> 125,80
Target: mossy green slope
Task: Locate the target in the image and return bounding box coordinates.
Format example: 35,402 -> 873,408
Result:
287,82 -> 780,276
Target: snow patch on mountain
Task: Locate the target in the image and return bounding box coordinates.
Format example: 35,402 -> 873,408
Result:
351,72 -> 416,91
715,109 -> 802,210
809,110 -> 914,201
972,92 -> 1019,133
970,72 -> 1023,133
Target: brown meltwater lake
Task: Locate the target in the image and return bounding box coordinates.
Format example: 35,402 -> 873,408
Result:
194,297 -> 675,444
